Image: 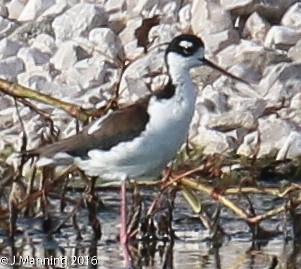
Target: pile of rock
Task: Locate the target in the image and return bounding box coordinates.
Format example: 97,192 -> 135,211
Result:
0,0 -> 301,162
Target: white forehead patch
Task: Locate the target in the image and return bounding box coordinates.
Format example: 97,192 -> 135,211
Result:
179,40 -> 193,49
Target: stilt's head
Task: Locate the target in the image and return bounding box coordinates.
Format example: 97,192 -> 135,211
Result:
165,34 -> 205,70
166,34 -> 248,84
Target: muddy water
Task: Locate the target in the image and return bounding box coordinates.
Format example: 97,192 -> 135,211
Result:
0,187 -> 300,269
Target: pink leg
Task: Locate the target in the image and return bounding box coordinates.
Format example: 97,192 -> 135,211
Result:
120,179 -> 130,265
120,179 -> 127,245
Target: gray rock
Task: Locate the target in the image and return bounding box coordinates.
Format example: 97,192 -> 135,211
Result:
0,38 -> 21,58
0,16 -> 18,37
52,4 -> 108,41
17,47 -> 51,70
0,56 -> 24,79
17,70 -> 52,90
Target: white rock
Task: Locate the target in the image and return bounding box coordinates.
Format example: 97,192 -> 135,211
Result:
238,116 -> 296,158
0,107 -> 16,130
276,132 -> 301,160
191,127 -> 237,155
279,92 -> 301,127
148,24 -> 180,48
47,83 -> 82,99
52,4 -> 107,41
220,0 -> 254,10
192,0 -> 233,33
228,97 -> 266,118
236,131 -> 259,157
217,39 -> 288,74
259,63 -> 301,104
264,26 -> 301,49
0,38 -> 21,58
208,30 -> 240,53
161,1 -> 178,24
59,57 -> 106,89
50,41 -> 78,70
126,0 -> 159,18
0,95 -> 12,110
0,16 -> 17,36
17,47 -> 51,70
288,39 -> 301,63
281,3 -> 301,28
206,111 -> 257,131
119,50 -> 164,100
243,12 -> 270,43
198,85 -> 229,115
0,56 -> 24,79
40,1 -> 68,18
0,4 -> 8,18
7,0 -> 26,20
89,28 -> 121,59
178,4 -> 191,32
119,17 -> 142,44
191,0 -> 238,52
105,0 -> 126,13
18,0 -> 55,22
217,40 -> 266,75
123,40 -> 144,61
107,12 -> 126,34
17,70 -> 52,90
29,33 -> 56,54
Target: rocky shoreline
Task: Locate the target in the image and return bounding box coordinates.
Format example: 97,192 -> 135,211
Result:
0,0 -> 301,166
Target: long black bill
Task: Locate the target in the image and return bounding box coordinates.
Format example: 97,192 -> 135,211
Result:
202,58 -> 249,85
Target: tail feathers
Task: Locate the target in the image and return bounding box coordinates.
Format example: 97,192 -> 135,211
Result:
20,150 -> 74,167
35,152 -> 74,167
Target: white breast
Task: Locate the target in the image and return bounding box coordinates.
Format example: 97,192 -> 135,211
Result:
74,80 -> 197,181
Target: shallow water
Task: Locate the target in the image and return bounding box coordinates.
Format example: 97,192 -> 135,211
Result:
0,186 -> 300,269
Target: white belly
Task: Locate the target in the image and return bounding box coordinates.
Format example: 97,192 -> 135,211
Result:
75,85 -> 197,181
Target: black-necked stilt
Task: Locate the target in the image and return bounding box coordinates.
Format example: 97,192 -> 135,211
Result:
26,34 -> 247,253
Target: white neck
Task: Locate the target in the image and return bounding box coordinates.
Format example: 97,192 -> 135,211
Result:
167,53 -> 192,85
166,53 -> 197,104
